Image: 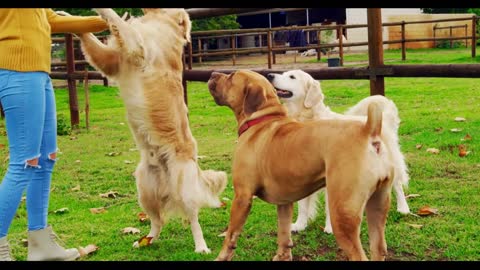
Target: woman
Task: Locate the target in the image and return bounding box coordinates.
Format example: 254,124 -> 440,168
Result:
0,8 -> 108,261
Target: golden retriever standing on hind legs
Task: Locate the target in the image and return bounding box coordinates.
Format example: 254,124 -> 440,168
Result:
208,69 -> 395,261
76,8 -> 227,253
267,70 -> 410,234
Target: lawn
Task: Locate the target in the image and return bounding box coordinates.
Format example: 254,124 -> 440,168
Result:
0,48 -> 479,261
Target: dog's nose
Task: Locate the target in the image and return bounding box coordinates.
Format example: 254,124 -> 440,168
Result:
266,73 -> 275,82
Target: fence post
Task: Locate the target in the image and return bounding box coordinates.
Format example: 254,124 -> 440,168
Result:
367,8 -> 385,96
472,16 -> 477,58
338,25 -> 344,66
465,24 -> 468,48
188,41 -> 193,70
197,38 -> 202,63
401,21 -> 406,61
65,34 -> 80,128
267,30 -> 272,69
231,35 -> 236,66
450,26 -> 453,48
317,30 -> 321,61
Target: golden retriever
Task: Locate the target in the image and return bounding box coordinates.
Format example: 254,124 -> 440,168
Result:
267,70 -> 410,234
207,69 -> 395,261
77,8 -> 227,253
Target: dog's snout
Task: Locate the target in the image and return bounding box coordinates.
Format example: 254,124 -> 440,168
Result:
266,73 -> 275,82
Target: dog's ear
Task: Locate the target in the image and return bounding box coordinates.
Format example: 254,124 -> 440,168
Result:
243,83 -> 266,115
304,79 -> 324,108
165,9 -> 191,43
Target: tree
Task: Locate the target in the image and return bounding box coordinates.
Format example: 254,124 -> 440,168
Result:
52,8 -> 240,31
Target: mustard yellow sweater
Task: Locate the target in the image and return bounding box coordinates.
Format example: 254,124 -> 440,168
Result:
0,8 -> 108,73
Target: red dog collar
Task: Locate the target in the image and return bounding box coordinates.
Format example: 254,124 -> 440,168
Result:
238,114 -> 282,137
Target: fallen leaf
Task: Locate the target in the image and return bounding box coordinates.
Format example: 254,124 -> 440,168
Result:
138,212 -> 149,223
454,117 -> 466,122
197,155 -> 207,159
124,160 -> 133,164
417,206 -> 438,216
129,148 -> 138,152
426,148 -> 440,154
434,127 -> 443,132
415,144 -> 423,150
99,191 -> 119,199
21,239 -> 28,247
450,128 -> 462,133
78,244 -> 99,257
220,201 -> 227,208
106,152 -> 121,157
70,136 -> 77,140
119,122 -> 125,125
132,236 -> 154,248
21,196 -> 26,202
0,144 -> 5,149
75,160 -> 81,163
461,134 -> 472,141
122,227 -> 141,234
71,185 -> 81,191
405,194 -> 421,199
406,223 -> 423,229
222,197 -> 230,201
53,207 -> 69,214
458,144 -> 468,157
90,207 -> 107,214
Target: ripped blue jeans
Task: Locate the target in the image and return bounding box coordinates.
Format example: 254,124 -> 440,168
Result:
0,69 -> 57,237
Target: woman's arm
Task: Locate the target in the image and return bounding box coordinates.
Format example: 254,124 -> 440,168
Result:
46,9 -> 108,34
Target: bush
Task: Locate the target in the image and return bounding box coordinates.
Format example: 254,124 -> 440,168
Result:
435,40 -> 465,49
57,113 -> 71,136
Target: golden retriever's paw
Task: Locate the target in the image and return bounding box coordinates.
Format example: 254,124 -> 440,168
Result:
291,222 -> 307,233
93,8 -> 118,21
397,205 -> 411,215
272,251 -> 292,261
323,224 -> 333,234
195,246 -> 211,254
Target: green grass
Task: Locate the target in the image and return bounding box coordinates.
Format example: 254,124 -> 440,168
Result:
308,47 -> 480,66
1,48 -> 480,261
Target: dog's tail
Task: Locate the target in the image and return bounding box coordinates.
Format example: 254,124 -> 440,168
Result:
197,166 -> 228,208
364,102 -> 383,138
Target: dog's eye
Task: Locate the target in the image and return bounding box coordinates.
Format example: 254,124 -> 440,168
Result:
289,75 -> 296,79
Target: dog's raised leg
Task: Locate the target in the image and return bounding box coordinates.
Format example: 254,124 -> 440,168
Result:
187,209 -> 211,254
365,184 -> 391,261
273,203 -> 294,261
78,33 -> 121,77
93,8 -> 145,67
215,193 -> 253,261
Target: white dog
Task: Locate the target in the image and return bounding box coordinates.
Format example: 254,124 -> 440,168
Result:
77,8 -> 227,253
267,70 -> 410,233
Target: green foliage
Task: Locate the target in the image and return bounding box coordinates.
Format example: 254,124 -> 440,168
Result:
435,40 -> 465,49
192,15 -> 240,31
56,113 -> 71,136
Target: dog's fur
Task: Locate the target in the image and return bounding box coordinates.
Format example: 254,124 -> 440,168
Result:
208,69 -> 395,261
267,70 -> 410,234
77,8 -> 227,253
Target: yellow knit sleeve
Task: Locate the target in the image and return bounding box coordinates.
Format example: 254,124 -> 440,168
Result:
46,9 -> 109,34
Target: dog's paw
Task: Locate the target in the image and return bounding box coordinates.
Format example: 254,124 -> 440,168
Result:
323,225 -> 333,234
291,222 -> 306,233
93,8 -> 118,21
397,205 -> 410,215
195,246 -> 211,254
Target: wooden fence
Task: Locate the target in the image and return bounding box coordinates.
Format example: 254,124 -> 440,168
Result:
48,11 -> 480,127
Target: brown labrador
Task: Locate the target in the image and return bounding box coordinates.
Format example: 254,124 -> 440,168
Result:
207,69 -> 395,261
